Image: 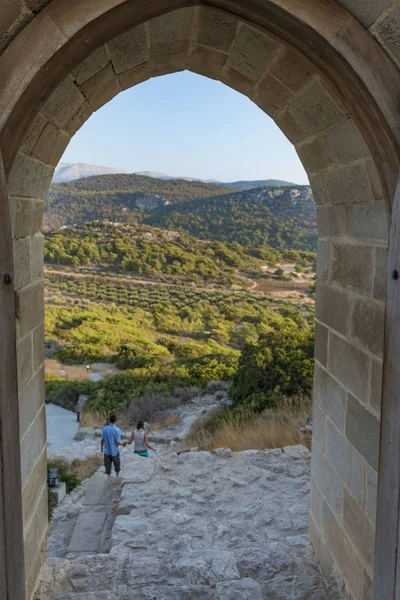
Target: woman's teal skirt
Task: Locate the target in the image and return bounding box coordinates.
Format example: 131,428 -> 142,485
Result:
134,450 -> 149,458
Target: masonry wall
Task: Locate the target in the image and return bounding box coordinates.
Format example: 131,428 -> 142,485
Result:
1,2 -> 399,599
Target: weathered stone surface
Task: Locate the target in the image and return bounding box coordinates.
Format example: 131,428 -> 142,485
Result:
314,321 -> 328,367
310,481 -> 324,531
227,26 -> 282,82
150,8 -> 193,45
197,7 -> 238,53
31,233 -> 44,282
20,112 -> 48,154
317,204 -> 348,238
270,48 -> 313,92
345,393 -> 380,470
13,236 -> 31,290
326,419 -> 365,504
7,153 -> 54,199
327,118 -> 370,162
316,283 -> 349,336
68,512 -> 107,553
73,47 -> 109,85
80,63 -> 120,111
253,73 -> 293,117
369,358 -> 383,413
288,82 -> 344,136
311,445 -> 343,520
151,39 -> 189,77
328,333 -> 369,402
43,77 -> 85,129
373,246 -> 388,302
276,110 -> 307,145
17,331 -> 33,391
312,402 -> 326,451
297,137 -> 337,173
331,243 -> 373,295
349,201 -> 388,242
323,163 -> 373,205
343,487 -> 375,573
370,2 -> 400,69
349,296 -> 385,357
323,502 -> 363,600
220,67 -> 254,96
316,239 -> 329,279
313,363 -> 346,432
366,467 -> 378,525
20,407 -> 46,487
214,578 -> 263,599
19,365 -> 45,439
16,280 -> 44,338
65,101 -> 93,136
107,26 -> 148,75
189,45 -> 227,79
339,0 -> 395,28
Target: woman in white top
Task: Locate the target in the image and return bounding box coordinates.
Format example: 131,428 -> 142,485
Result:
125,420 -> 156,457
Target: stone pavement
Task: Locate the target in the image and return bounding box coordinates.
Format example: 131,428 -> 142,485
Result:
38,446 -> 344,599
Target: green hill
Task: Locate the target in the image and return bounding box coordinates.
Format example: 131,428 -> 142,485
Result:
223,179 -> 297,190
45,174 -> 235,228
147,186 -> 317,251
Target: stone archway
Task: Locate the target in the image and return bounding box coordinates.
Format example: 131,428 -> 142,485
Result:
1,2 -> 400,599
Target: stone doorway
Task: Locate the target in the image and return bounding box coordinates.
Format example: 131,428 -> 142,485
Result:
1,1 -> 400,598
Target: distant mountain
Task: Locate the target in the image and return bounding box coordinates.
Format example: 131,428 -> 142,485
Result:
54,163 -> 129,182
223,179 -> 297,190
44,173 -> 236,229
147,186 -> 316,251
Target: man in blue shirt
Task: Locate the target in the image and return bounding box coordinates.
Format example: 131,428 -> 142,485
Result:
101,414 -> 124,477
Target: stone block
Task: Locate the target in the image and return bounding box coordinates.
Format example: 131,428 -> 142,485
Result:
288,82 -> 344,136
197,7 -> 238,53
31,234 -> 44,282
19,365 -> 45,442
322,502 -> 363,600
270,48 -> 313,92
107,25 -> 148,75
316,283 -> 349,336
369,358 -> 383,413
80,63 -> 121,111
297,137 -> 337,173
316,239 -> 329,280
36,484 -> 49,543
349,296 -> 385,357
65,101 -> 93,136
68,511 -> 106,552
9,197 -> 44,239
343,487 -> 375,574
13,236 -> 31,291
313,363 -> 346,432
314,321 -> 328,367
73,46 -> 109,85
366,159 -> 385,201
220,67 -> 255,97
20,406 -> 46,488
328,334 -> 369,402
151,39 -> 189,77
22,446 -> 46,526
312,401 -> 326,451
23,508 -> 39,578
48,129 -> 70,167
119,62 -> 151,91
7,153 -> 54,199
20,113 -> 48,154
323,163 -> 373,205
43,76 -> 85,128
227,26 -> 282,83
349,201 -> 388,242
366,467 -> 378,525
149,8 -> 193,45
189,46 -> 227,80
17,332 -> 33,392
310,480 -> 324,530
327,118 -> 370,163
361,568 -> 373,600
0,0 -> 25,41
331,243 -> 373,295
317,204 -> 348,238
309,173 -> 328,206
253,73 -> 293,118
16,280 -> 44,338
373,246 -> 388,302
32,122 -> 70,167
345,393 -> 380,471
370,2 -> 400,70
326,419 -> 365,504
311,445 -> 343,520
309,514 -> 335,579
338,0 -> 394,28
33,323 -> 45,372
275,110 -> 307,144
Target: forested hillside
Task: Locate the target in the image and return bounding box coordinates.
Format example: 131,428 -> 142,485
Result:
222,179 -> 297,190
148,186 -> 317,251
45,174 -> 235,228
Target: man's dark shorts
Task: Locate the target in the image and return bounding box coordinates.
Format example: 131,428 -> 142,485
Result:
104,453 -> 120,475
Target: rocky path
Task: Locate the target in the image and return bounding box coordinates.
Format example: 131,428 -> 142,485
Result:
39,446 -> 342,599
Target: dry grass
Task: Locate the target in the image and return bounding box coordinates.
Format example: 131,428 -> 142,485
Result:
80,410 -> 107,428
48,455 -> 103,491
186,395 -> 312,453
151,413 -> 180,432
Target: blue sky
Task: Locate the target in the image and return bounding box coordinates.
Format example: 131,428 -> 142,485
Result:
62,71 -> 308,185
